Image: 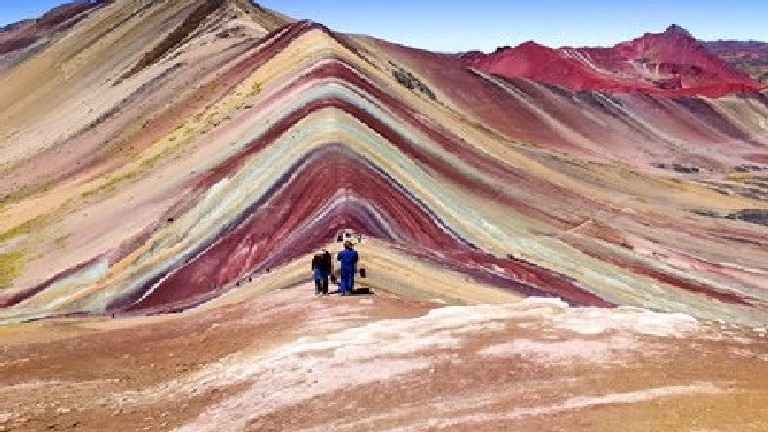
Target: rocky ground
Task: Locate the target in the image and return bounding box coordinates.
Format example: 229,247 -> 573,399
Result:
1,282 -> 766,432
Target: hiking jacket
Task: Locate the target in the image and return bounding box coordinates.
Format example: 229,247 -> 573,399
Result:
337,248 -> 359,271
311,252 -> 333,272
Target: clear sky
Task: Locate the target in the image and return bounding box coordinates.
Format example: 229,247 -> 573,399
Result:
1,0 -> 766,52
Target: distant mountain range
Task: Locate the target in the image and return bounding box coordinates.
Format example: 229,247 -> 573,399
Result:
0,1 -> 105,73
704,39 -> 768,84
459,24 -> 767,97
2,4 -> 766,96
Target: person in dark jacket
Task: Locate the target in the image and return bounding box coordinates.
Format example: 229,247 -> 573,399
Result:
336,241 -> 359,296
311,249 -> 333,295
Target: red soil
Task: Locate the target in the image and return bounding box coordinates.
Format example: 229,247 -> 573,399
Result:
460,26 -> 766,97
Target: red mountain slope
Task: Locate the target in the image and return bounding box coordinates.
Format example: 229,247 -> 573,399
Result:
461,25 -> 766,97
462,41 -> 644,93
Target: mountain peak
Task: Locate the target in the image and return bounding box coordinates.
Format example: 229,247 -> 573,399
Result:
458,23 -> 764,97
518,40 -> 548,49
664,24 -> 693,38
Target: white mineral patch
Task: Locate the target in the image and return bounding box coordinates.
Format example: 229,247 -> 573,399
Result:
169,303 -> 534,431
0,380 -> 65,391
146,299 -> 709,431
164,300 -> 704,403
480,336 -> 636,364
548,306 -> 700,337
388,383 -> 727,431
470,297 -> 702,338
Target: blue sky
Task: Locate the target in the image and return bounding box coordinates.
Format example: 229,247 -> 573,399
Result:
0,0 -> 73,26
1,0 -> 766,52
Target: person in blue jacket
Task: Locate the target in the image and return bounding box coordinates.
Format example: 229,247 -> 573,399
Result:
336,240 -> 359,296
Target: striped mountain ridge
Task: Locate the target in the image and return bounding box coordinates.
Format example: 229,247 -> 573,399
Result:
0,0 -> 767,326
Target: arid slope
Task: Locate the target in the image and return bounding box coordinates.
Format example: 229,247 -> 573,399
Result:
0,2 -> 766,430
460,25 -> 766,97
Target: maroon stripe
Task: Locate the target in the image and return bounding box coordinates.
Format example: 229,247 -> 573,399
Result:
125,148 -> 607,313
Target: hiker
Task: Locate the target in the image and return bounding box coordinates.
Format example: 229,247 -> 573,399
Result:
336,240 -> 359,296
311,248 -> 332,295
322,248 -> 334,288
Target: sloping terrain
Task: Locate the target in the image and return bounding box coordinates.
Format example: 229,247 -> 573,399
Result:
705,39 -> 768,83
0,1 -> 767,430
1,286 -> 767,431
0,1 -> 107,73
460,25 -> 766,97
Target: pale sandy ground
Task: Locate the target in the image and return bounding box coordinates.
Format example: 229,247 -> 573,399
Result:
0,280 -> 766,432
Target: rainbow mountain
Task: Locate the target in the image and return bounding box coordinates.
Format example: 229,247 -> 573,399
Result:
0,2 -> 767,430
1,0 -> 766,323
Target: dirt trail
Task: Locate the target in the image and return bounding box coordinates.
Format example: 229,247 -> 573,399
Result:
0,284 -> 766,431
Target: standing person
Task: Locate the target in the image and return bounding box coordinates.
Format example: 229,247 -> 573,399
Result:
311,249 -> 331,296
337,240 -> 359,296
321,248 -> 333,294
